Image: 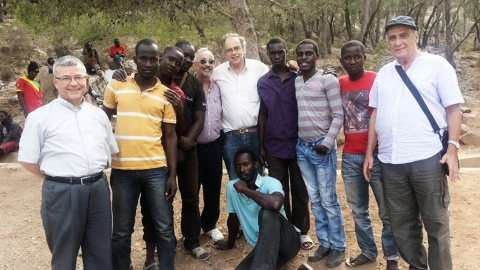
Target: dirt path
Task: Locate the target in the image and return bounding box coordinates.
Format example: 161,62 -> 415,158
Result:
0,164 -> 478,270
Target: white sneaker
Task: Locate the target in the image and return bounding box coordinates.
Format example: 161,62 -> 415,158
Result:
206,228 -> 224,241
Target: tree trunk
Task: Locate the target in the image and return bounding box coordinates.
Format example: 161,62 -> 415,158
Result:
229,0 -> 260,60
329,12 -> 335,44
374,8 -> 381,47
362,0 -> 382,44
299,12 -> 313,38
344,0 -> 353,40
359,0 -> 371,41
435,8 -> 441,48
444,0 -> 456,67
320,8 -> 327,59
421,4 -> 438,48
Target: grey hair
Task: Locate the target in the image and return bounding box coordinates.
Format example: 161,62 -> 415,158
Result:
221,33 -> 246,52
53,55 -> 86,77
193,48 -> 215,62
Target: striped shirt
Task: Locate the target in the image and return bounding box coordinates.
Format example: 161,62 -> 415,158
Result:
295,70 -> 344,149
103,76 -> 176,170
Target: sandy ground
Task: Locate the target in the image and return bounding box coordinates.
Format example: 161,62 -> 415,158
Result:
0,162 -> 479,270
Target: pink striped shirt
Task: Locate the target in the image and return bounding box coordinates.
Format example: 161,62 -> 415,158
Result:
295,70 -> 344,149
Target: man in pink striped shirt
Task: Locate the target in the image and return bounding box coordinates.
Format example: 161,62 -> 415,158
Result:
294,39 -> 346,268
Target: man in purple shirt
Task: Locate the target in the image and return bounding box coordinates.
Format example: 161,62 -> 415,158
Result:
258,37 -> 312,251
194,48 -> 225,243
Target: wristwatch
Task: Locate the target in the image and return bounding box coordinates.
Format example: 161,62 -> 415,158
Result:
448,140 -> 460,149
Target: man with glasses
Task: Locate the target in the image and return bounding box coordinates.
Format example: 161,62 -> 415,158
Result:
18,55 -> 118,270
193,48 -> 224,242
210,33 -> 269,180
103,39 -> 178,270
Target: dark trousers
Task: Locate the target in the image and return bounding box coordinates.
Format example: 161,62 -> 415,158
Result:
178,147 -> 202,251
197,140 -> 223,232
236,209 -> 300,270
41,175 -> 112,270
381,152 -> 452,270
266,154 -> 310,234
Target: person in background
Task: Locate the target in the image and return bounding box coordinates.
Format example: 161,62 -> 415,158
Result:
16,61 -> 42,117
0,110 -> 22,157
82,42 -> 102,75
109,38 -> 127,69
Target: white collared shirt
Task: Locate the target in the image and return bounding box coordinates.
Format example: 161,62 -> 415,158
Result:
369,53 -> 464,164
210,58 -> 269,132
18,97 -> 119,177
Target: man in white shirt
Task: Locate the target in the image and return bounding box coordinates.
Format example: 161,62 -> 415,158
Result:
210,33 -> 269,180
18,55 -> 119,270
364,16 -> 463,270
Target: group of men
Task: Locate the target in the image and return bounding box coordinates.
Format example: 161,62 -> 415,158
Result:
17,15 -> 462,270
83,38 -> 127,74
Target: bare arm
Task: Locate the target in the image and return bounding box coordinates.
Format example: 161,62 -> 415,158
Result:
258,113 -> 268,167
102,106 -> 116,121
233,180 -> 284,211
17,92 -> 28,117
163,123 -> 178,200
363,108 -> 378,182
179,110 -> 205,151
19,161 -> 45,178
440,104 -> 462,183
215,213 -> 240,250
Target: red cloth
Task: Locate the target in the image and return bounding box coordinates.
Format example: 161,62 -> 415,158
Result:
170,82 -> 185,106
109,45 -> 126,57
339,71 -> 376,154
16,76 -> 42,113
0,141 -> 19,155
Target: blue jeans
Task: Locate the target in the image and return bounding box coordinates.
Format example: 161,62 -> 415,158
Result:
110,168 -> 176,270
341,153 -> 399,260
112,54 -> 125,69
296,138 -> 346,250
223,131 -> 264,180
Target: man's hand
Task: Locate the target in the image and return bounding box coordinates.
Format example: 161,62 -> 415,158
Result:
112,69 -> 128,82
178,136 -> 196,151
214,240 -> 234,250
313,145 -> 328,155
164,89 -> 182,111
286,60 -> 299,70
259,147 -> 268,168
439,147 -> 460,183
233,180 -> 248,194
363,154 -> 374,182
165,175 -> 177,200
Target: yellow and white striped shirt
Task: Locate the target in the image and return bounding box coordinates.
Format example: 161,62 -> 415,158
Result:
103,76 -> 176,170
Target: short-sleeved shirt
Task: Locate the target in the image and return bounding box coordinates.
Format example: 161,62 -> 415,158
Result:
258,69 -> 298,159
210,58 -> 269,132
16,76 -> 42,113
173,73 -> 206,135
103,75 -> 176,170
196,82 -> 222,144
295,70 -> 344,149
109,45 -> 127,57
340,71 -> 376,154
18,97 -> 118,177
226,175 -> 290,248
369,53 -> 464,164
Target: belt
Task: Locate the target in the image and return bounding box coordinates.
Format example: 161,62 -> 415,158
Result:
45,172 -> 104,185
228,126 -> 258,134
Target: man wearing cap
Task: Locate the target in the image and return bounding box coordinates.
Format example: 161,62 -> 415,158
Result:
16,61 -> 42,117
18,55 -> 118,270
364,16 -> 463,270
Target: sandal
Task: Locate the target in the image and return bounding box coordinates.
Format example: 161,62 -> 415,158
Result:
143,262 -> 159,270
191,247 -> 210,261
346,253 -> 375,267
300,234 -> 314,250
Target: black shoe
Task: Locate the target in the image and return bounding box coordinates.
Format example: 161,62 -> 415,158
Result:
325,249 -> 345,268
308,246 -> 331,262
386,260 -> 401,270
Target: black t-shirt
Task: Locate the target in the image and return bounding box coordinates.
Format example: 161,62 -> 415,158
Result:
174,73 -> 206,135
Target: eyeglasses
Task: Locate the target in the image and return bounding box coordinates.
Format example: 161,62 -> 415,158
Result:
225,46 -> 242,54
200,58 -> 215,65
54,75 -> 88,84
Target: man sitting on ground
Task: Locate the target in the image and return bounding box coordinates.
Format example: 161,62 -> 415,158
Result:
215,149 -> 300,269
82,42 -> 102,75
109,39 -> 127,69
0,110 -> 22,157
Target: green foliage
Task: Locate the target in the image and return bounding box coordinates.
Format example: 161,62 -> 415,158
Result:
367,39 -> 391,72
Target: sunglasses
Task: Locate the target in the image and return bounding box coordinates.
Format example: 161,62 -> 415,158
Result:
200,58 -> 215,65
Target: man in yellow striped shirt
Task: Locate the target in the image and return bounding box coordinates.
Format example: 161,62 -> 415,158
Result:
103,39 -> 178,270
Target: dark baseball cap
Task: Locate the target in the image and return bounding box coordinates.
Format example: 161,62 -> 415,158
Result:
385,16 -> 417,32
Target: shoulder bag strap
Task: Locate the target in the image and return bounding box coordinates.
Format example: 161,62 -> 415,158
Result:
395,65 -> 442,138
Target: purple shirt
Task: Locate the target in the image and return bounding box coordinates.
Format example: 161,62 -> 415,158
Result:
258,69 -> 298,159
196,82 -> 222,144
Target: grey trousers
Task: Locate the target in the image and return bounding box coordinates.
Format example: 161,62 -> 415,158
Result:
381,152 -> 451,270
41,175 -> 112,270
